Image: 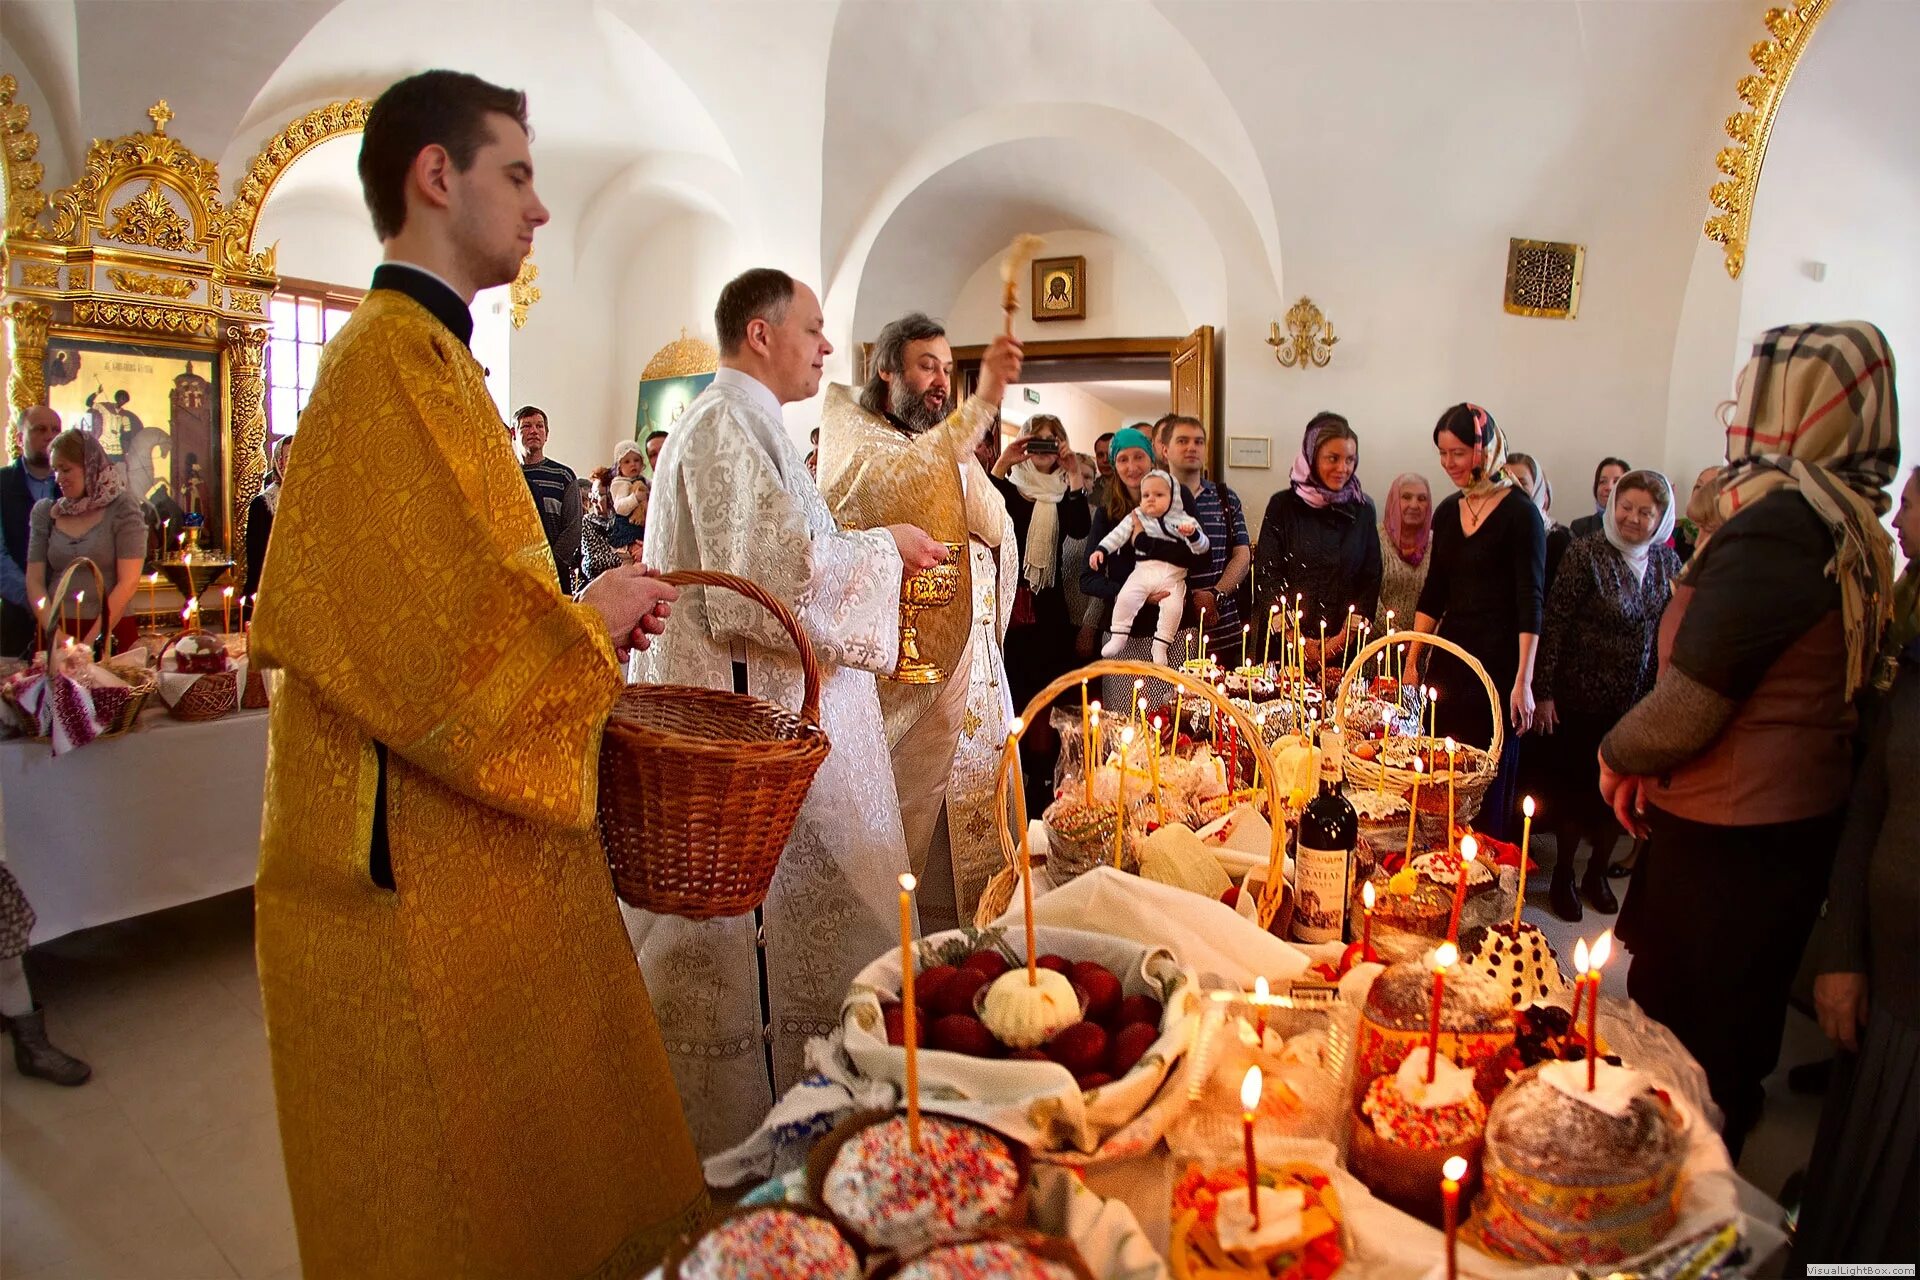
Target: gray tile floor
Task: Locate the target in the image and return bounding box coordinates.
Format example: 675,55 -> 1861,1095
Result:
0,843 -> 1824,1278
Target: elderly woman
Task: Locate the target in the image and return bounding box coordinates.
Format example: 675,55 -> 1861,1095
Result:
1374,472 -> 1432,636
1602,321 -> 1900,1160
1407,403 -> 1546,839
244,434 -> 293,612
25,429 -> 145,654
575,466 -> 622,594
1531,469 -> 1679,921
1253,411 -> 1381,670
990,414 -> 1093,810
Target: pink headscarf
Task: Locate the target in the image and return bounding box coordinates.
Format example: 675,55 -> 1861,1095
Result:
1288,412 -> 1366,510
1382,471 -> 1433,566
50,431 -> 125,518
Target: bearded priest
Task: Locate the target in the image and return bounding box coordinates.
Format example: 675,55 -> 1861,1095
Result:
250,72 -> 705,1277
819,316 -> 1024,931
629,270 -> 954,1156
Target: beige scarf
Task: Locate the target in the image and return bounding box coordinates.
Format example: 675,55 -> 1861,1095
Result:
1008,459 -> 1068,592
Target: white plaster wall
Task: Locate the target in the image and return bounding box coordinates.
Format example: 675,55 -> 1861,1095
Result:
254,190 -> 379,287
944,230 -> 1187,348
1001,384 -> 1124,454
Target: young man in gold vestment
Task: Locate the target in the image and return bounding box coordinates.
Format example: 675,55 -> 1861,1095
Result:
250,71 -> 706,1279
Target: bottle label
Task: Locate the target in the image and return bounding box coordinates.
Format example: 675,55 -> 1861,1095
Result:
1318,727 -> 1344,786
1292,842 -> 1349,943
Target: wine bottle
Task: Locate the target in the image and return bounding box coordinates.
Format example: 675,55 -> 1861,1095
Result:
1291,726 -> 1358,945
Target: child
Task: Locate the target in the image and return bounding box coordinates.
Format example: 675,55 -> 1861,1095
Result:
609,440 -> 648,553
1090,469 -> 1209,664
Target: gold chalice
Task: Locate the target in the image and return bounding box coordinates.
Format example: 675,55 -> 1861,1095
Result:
893,541 -> 964,684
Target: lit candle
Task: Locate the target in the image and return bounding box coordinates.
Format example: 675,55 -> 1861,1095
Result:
1587,929 -> 1612,1091
1241,622 -> 1251,668
1442,1154 -> 1468,1280
1241,1065 -> 1263,1230
1252,974 -> 1270,1043
146,572 -> 157,621
1425,942 -> 1457,1084
1444,737 -> 1458,855
244,594 -> 253,641
222,585 -> 234,634
1569,936 -> 1590,1033
1114,726 -> 1135,867
1080,681 -> 1092,804
1339,603 -> 1354,674
1149,715 -> 1164,824
1264,604 -> 1278,668
74,591 -> 84,648
1446,835 -> 1477,943
1361,880 -> 1377,961
898,872 -> 921,1152
1427,686 -> 1438,740
1515,797 -> 1535,931
1007,720 -> 1038,985
33,596 -> 46,656
1404,758 -> 1424,863
1132,679 -> 1146,737
1318,618 -> 1326,686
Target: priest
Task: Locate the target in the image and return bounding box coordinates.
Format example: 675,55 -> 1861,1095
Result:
819,314 -> 1022,928
629,269 -> 970,1156
250,71 -> 706,1277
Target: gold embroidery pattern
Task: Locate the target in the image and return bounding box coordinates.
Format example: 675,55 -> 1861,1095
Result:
228,289 -> 265,315
107,267 -> 197,299
72,299 -> 212,336
17,262 -> 58,288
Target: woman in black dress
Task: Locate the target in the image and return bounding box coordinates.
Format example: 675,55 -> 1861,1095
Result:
1408,404 -> 1544,839
990,415 -> 1093,813
1253,412 -> 1381,674
243,434 -> 292,619
1531,470 -> 1679,921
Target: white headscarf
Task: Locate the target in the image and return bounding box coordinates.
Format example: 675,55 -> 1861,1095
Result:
1602,469 -> 1676,584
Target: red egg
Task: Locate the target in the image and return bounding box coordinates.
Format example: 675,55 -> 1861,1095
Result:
929,1013 -> 998,1057
1036,954 -> 1071,974
1044,1021 -> 1110,1074
1114,994 -> 1163,1029
1069,962 -> 1124,1023
962,950 -> 1012,980
1108,1021 -> 1159,1076
1220,886 -> 1242,909
915,964 -> 960,1008
1007,1048 -> 1051,1062
1075,1071 -> 1115,1091
927,967 -> 991,1019
881,1001 -> 927,1047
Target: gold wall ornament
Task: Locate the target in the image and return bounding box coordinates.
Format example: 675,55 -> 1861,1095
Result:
640,328 -> 720,380
228,289 -> 265,315
1503,238 -> 1585,319
1704,0 -> 1832,280
1265,297 -> 1338,369
71,298 -> 215,337
45,117 -> 224,247
18,261 -> 59,288
102,179 -> 196,251
226,324 -> 270,549
5,300 -> 52,452
0,74 -> 49,237
108,267 -> 198,299
510,256 -> 540,329
220,97 -> 370,272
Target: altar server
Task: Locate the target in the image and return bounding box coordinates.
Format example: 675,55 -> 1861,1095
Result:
630,271 -> 999,1157
250,70 -> 705,1277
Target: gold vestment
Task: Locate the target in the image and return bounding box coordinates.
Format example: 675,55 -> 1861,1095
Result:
252,289 -> 705,1279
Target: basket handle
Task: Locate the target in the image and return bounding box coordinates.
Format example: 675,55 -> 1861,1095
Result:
1331,630 -> 1505,771
45,556 -> 107,656
655,569 -> 823,728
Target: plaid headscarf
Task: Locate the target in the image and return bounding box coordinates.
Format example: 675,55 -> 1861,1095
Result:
1705,320 -> 1900,699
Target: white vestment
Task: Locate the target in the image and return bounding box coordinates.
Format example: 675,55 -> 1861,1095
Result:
624,369 -> 908,1157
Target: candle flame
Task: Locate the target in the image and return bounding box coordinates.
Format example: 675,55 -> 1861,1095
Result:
899,873 -> 916,892
1574,937 -> 1590,972
223,586 -> 234,599
1152,715 -> 1162,729
1433,942 -> 1457,970
1240,1065 -> 1263,1111
1269,604 -> 1279,616
1523,795 -> 1536,818
1444,736 -> 1456,752
1591,928 -> 1613,972
1442,1155 -> 1468,1181
1253,975 -> 1269,1000
1009,716 -> 1023,735
1460,835 -> 1477,864
1412,758 -> 1424,776
1133,678 -> 1144,691
1362,880 -> 1376,909
1121,726 -> 1135,744
75,590 -> 84,606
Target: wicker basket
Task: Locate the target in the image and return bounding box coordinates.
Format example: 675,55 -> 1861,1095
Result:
973,657 -> 1294,931
598,569 -> 830,920
158,632 -> 239,722
1332,632 -> 1502,823
1,558 -> 159,740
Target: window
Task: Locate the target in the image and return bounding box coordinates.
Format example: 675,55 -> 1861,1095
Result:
267,278 -> 363,439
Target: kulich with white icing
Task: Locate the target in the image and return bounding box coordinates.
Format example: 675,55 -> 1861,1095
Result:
669,1208 -> 859,1280
891,1239 -> 1082,1280
1461,921 -> 1568,1008
821,1115 -> 1024,1254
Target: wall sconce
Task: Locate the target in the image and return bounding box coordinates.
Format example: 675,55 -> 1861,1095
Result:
1267,297 -> 1337,369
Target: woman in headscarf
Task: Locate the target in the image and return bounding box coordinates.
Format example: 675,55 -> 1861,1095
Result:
1253,412 -> 1381,673
1374,472 -> 1432,636
1531,469 -> 1680,921
1601,321 -> 1900,1160
25,428 -> 147,654
245,434 -> 293,614
1406,403 -> 1546,840
1505,451 -> 1572,589
989,413 -> 1093,813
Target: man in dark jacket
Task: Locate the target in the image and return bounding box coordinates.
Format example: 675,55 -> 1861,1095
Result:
1,407 -> 61,658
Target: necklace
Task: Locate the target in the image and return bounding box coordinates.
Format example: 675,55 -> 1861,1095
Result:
1460,490 -> 1495,530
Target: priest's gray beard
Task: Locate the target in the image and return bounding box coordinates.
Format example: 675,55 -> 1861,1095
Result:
888,378 -> 947,435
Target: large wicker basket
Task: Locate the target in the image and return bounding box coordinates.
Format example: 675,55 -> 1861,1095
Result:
599,569 -> 829,919
1332,631 -> 1502,822
159,632 -> 239,722
973,657 -> 1294,932
1,558 -> 158,740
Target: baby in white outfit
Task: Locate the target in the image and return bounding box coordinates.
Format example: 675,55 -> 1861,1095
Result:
1089,470 -> 1210,664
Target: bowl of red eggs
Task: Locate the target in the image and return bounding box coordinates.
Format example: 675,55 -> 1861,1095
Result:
841,925 -> 1196,1161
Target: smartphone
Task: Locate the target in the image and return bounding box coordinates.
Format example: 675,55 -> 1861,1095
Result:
1024,437 -> 1060,455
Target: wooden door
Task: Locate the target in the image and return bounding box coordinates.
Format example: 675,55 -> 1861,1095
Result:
1169,325 -> 1217,474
